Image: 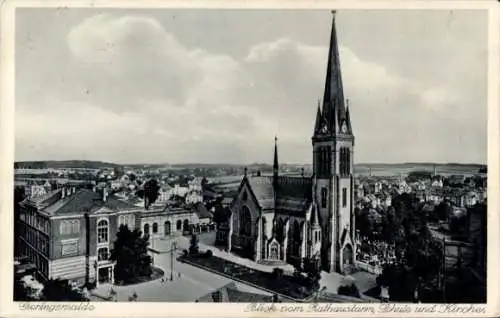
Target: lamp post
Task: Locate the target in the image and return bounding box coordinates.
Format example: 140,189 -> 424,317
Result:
151,236 -> 155,265
170,241 -> 177,281
314,286 -> 327,302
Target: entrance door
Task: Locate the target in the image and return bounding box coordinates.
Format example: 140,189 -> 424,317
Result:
98,267 -> 110,284
342,244 -> 354,274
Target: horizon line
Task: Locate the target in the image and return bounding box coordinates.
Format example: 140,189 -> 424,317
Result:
14,159 -> 487,166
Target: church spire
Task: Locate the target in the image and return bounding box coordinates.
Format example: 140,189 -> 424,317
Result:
273,136 -> 279,180
314,99 -> 323,134
322,10 -> 346,133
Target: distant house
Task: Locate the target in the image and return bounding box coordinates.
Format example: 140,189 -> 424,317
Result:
191,202 -> 214,231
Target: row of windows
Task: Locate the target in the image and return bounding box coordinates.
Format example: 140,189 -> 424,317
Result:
143,220 -> 189,235
19,241 -> 49,278
20,223 -> 49,256
320,187 -> 348,208
118,215 -> 135,229
315,147 -> 351,177
60,220 -> 80,235
20,209 -> 50,234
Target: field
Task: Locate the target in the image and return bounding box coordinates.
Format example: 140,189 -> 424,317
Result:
354,163 -> 484,177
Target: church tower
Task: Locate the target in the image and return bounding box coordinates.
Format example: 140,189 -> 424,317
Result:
312,11 -> 355,273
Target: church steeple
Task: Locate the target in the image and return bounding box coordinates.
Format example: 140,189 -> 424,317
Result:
322,10 -> 347,134
273,136 -> 279,180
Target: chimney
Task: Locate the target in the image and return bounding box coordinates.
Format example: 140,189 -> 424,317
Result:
144,196 -> 150,210
61,188 -> 66,199
103,188 -> 108,202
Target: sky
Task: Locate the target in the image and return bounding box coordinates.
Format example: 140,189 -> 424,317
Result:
15,9 -> 487,165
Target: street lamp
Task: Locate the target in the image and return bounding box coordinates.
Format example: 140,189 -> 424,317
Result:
170,241 -> 177,281
151,236 -> 155,264
314,286 -> 327,302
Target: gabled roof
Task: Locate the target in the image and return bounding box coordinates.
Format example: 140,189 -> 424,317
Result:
192,202 -> 212,219
245,176 -> 275,209
238,175 -> 313,216
43,189 -> 137,216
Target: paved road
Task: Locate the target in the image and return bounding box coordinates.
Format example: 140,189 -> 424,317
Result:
95,236 -> 271,302
94,234 -> 376,302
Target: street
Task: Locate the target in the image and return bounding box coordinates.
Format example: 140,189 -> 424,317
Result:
93,235 -> 272,302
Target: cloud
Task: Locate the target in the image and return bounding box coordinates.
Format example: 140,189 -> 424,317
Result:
15,11 -> 486,164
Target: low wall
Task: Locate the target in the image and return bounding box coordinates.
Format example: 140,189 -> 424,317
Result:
355,261 -> 382,275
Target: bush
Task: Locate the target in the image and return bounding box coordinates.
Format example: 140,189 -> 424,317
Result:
183,249 -> 188,257
205,250 -> 213,258
338,283 -> 361,298
189,234 -> 200,255
272,268 -> 284,279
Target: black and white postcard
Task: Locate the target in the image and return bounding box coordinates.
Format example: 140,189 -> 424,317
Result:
1,0 -> 499,317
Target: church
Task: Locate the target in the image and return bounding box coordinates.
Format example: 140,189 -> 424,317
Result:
220,12 -> 356,274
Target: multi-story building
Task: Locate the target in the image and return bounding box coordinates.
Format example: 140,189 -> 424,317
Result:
17,186 -> 213,286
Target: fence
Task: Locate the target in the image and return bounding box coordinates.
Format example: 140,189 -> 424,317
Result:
355,261 -> 383,275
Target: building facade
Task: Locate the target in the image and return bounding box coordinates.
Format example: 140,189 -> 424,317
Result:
17,186 -> 212,286
218,12 -> 356,274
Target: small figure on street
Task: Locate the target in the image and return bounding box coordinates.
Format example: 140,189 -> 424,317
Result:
380,285 -> 390,303
178,272 -> 181,279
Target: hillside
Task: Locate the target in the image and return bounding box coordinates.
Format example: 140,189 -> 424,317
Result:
14,160 -> 119,169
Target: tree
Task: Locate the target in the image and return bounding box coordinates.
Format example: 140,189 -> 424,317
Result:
302,258 -> 321,293
356,206 -> 376,239
41,279 -> 87,301
110,225 -> 152,284
136,179 -> 160,208
376,194 -> 444,302
189,234 -> 199,255
338,283 -> 361,298
434,201 -> 453,222
13,275 -> 32,301
380,206 -> 402,243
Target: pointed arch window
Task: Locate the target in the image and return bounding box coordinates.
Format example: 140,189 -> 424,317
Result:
339,147 -> 351,176
321,187 -> 328,208
240,206 -> 252,236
